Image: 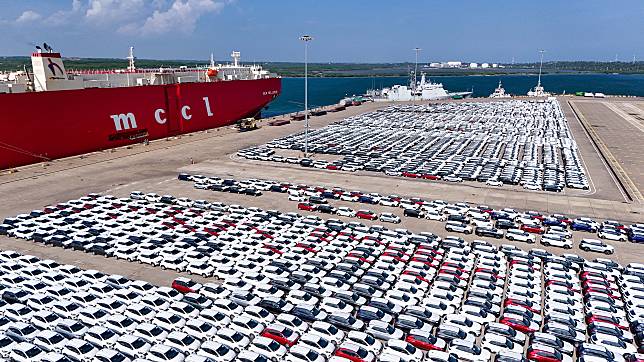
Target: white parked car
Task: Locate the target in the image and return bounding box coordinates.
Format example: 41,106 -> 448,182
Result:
336,207 -> 356,217
580,239 -> 614,254
285,345 -> 326,362
444,221 -> 472,234
485,180 -> 504,187
146,344 -> 186,362
598,228 -> 628,242
540,236 -> 573,249
425,210 -> 447,221
379,213 -> 401,224
9,342 -> 46,362
481,333 -> 523,354
248,336 -> 288,360
382,339 -> 423,362
505,229 -> 536,243
449,340 -> 491,362
297,333 -> 336,357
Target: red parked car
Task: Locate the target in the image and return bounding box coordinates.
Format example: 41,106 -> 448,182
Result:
402,270 -> 432,284
297,202 -> 317,211
355,210 -> 377,220
421,174 -> 441,180
583,287 -> 620,298
406,331 -> 446,351
500,317 -> 537,333
260,324 -> 300,346
171,277 -> 202,294
585,314 -> 629,330
520,223 -> 545,234
334,344 -> 374,362
527,346 -> 566,362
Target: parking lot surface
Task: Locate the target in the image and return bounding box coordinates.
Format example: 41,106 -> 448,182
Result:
0,190 -> 643,362
569,99 -> 644,202
240,100 -> 591,193
0,96 -> 642,362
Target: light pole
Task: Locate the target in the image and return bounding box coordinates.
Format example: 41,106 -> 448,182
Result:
413,47 -> 421,91
537,49 -> 545,88
300,35 -> 313,157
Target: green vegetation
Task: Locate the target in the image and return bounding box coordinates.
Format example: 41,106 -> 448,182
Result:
1,56 -> 642,76
512,61 -> 644,74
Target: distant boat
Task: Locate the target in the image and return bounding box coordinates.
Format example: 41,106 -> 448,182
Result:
489,80 -> 511,98
527,49 -> 552,97
368,73 -> 471,101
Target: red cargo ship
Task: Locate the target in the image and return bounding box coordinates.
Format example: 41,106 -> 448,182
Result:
0,48 -> 281,170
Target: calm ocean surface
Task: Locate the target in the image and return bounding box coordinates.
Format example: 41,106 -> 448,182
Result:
264,73 -> 644,117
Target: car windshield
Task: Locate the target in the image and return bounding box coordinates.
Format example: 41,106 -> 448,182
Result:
164,348 -> 179,358
0,338 -> 12,347
356,347 -> 368,358
26,347 -> 41,357
99,329 -> 115,339
210,345 -> 228,356
79,343 -> 94,353
305,350 -> 319,360
132,338 -> 146,349
316,338 -> 329,348
231,332 -> 244,342
267,340 -> 281,351
44,314 -> 59,322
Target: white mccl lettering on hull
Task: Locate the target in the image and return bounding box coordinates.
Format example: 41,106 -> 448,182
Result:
111,97 -> 214,131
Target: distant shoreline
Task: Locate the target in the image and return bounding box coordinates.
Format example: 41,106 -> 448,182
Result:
280,72 -> 644,79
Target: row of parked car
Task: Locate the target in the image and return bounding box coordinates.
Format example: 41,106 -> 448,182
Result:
2,191 -> 644,361
177,173 -> 644,248
237,100 -> 590,191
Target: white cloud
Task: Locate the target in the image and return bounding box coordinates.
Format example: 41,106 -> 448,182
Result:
85,0 -> 146,24
124,0 -> 224,35
15,10 -> 42,23
10,0 -> 226,36
72,0 -> 83,12
46,0 -> 84,26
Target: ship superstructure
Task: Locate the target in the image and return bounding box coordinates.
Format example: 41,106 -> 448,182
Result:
489,80 -> 511,98
370,73 -> 472,101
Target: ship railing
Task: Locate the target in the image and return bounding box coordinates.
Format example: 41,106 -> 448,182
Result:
67,68 -> 206,75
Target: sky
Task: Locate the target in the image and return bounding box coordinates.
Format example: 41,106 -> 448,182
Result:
0,0 -> 642,63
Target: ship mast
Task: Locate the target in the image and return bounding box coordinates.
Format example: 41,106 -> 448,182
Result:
127,46 -> 136,71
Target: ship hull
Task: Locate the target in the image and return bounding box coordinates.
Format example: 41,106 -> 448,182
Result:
0,77 -> 281,169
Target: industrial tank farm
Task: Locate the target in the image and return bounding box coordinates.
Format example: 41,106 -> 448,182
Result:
239,100 -> 590,192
